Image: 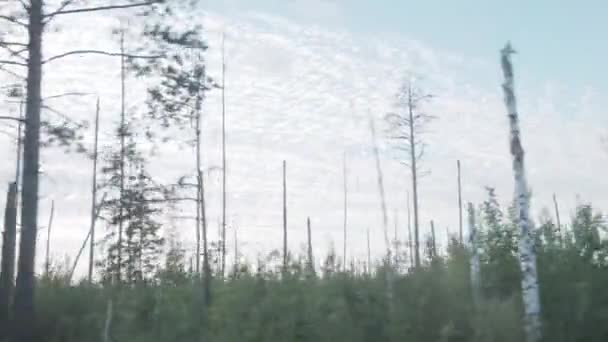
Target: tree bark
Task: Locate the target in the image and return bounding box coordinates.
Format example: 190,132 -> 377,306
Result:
0,183 -> 17,340
500,43 -> 542,342
88,98 -> 101,283
13,1 -> 43,340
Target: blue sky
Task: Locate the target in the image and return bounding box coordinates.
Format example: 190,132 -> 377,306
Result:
207,0 -> 608,94
2,1 -> 608,276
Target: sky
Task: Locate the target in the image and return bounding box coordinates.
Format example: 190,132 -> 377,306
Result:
0,0 -> 607,278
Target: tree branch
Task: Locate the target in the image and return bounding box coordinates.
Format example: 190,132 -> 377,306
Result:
43,50 -> 163,64
0,59 -> 26,66
0,116 -> 25,123
0,41 -> 27,47
44,1 -> 161,18
0,15 -> 28,27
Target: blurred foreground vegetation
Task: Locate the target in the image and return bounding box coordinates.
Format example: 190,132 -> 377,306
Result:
31,196 -> 608,342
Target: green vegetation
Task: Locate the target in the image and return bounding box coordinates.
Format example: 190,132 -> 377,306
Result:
29,196 -> 608,342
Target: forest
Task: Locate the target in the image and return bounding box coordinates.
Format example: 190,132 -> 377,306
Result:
0,1 -> 606,342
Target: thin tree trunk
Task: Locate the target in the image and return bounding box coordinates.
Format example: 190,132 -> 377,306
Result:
195,84 -> 202,277
282,160 -> 288,273
430,220 -> 436,260
366,228 -> 371,275
306,217 -> 315,276
368,116 -> 394,314
467,203 -> 481,307
342,152 -> 347,271
117,30 -> 126,283
220,34 -> 227,279
44,200 -> 55,276
457,160 -> 463,245
408,84 -> 421,268
69,193 -> 107,283
233,225 -> 238,276
15,99 -> 23,191
88,98 -> 101,284
553,193 -> 562,243
500,43 -> 542,342
407,191 -> 414,268
13,2 -> 43,340
0,183 -> 17,340
199,169 -> 211,305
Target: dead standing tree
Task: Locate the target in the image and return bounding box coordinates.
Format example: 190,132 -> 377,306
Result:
500,42 -> 542,342
0,183 -> 17,341
385,79 -> 435,268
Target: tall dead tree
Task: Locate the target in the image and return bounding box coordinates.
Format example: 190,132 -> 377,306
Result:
88,98 -> 101,283
500,42 -> 542,342
282,160 -> 288,273
385,79 -> 435,268
366,228 -> 371,274
342,152 -> 347,270
0,183 -> 17,340
467,202 -> 481,307
407,191 -> 414,267
306,217 -> 315,276
117,29 -> 126,283
44,200 -> 55,276
457,160 -> 463,244
220,35 -> 227,279
430,219 -> 436,259
553,193 -> 562,243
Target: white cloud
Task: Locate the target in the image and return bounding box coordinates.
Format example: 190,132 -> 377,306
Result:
0,8 -> 606,279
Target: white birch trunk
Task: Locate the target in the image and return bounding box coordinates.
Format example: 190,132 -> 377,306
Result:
500,43 -> 542,342
467,203 -> 481,307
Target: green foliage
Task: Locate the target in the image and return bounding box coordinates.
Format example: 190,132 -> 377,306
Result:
25,199 -> 608,342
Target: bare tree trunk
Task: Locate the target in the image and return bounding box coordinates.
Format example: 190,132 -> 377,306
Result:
13,4 -> 43,339
199,169 -> 211,305
220,34 -> 227,279
306,217 -> 315,276
342,152 -> 347,271
457,160 -> 463,244
366,228 -> 371,275
407,85 -> 421,269
0,183 -> 17,340
195,88 -> 202,277
233,225 -> 238,276
553,193 -> 562,244
368,116 -> 394,315
70,193 -> 108,283
407,191 -> 414,268
88,99 -> 101,284
467,203 -> 481,307
117,30 -> 126,283
44,200 -> 55,276
282,160 -> 288,273
500,43 -> 542,342
430,220 -> 436,260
